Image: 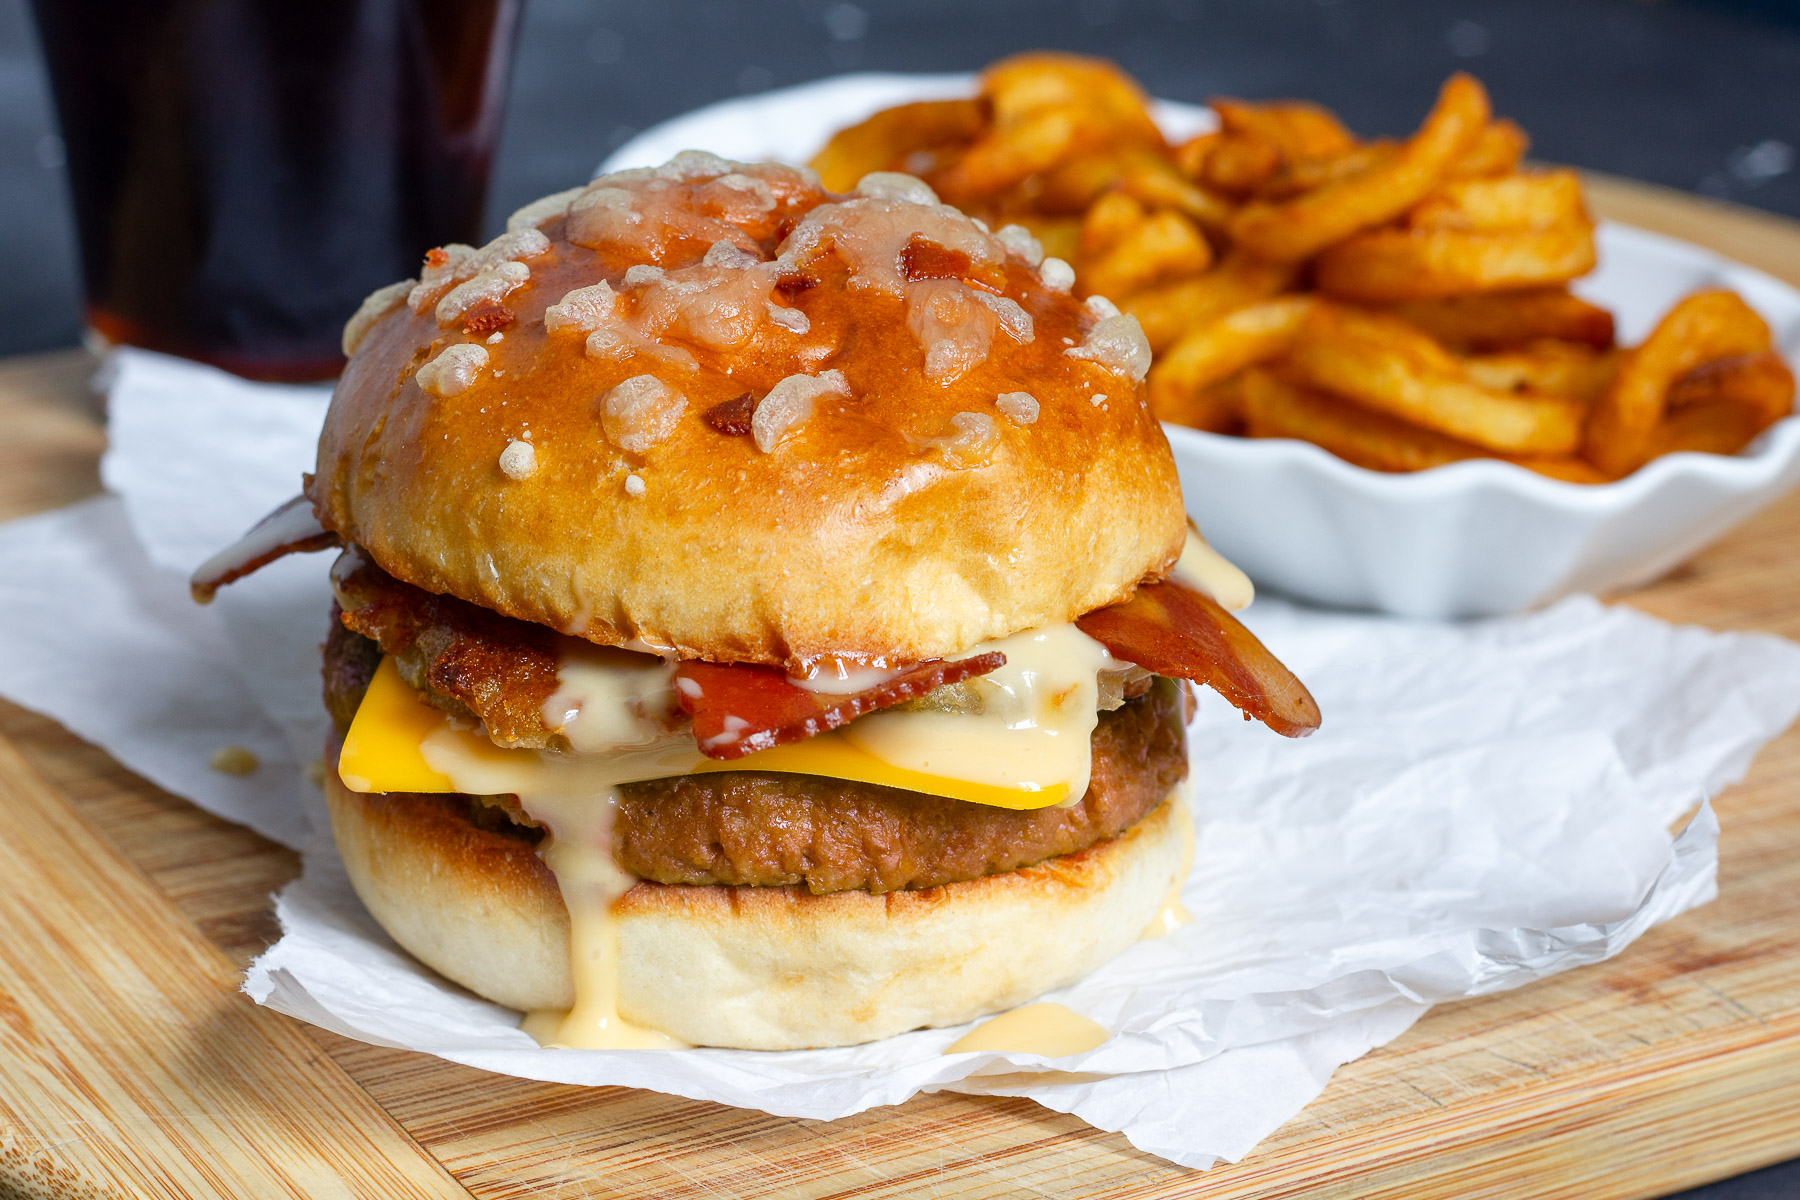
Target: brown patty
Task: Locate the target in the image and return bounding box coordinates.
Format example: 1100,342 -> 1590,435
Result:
323,624 -> 1189,894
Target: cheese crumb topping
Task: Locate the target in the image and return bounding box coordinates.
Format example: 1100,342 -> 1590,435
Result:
602,375 -> 688,453
753,370 -> 850,452
416,343 -> 489,397
341,279 -> 414,357
996,391 -> 1040,424
1039,256 -> 1076,292
499,439 -> 538,480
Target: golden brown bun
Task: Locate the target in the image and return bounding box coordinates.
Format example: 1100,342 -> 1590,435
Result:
324,767 -> 1189,1050
314,156 -> 1185,669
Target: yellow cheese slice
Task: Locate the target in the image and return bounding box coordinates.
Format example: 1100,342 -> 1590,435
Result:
338,656 -> 1071,810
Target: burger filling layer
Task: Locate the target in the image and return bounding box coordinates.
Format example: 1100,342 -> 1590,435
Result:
323,619 -> 1189,894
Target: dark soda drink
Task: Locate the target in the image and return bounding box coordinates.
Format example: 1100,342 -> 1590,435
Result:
30,0 -> 522,381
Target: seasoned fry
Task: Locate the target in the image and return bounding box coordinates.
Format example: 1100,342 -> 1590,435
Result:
1228,74 -> 1490,261
1447,118 -> 1529,178
1173,131 -> 1219,179
1241,367 -> 1484,471
983,53 -> 1162,143
810,99 -> 985,193
1315,221 -> 1597,301
1081,207 -> 1213,300
1460,343 -> 1619,402
1149,297 -> 1317,424
1081,191 -> 1147,255
1242,368 -> 1601,479
1257,142 -> 1396,201
1409,170 -> 1586,232
1212,98 -> 1356,162
1034,152 -> 1132,215
1652,403 -> 1769,458
933,54 -> 1162,199
1384,289 -> 1614,352
1012,215 -> 1082,264
1665,350 -> 1796,426
1123,251 -> 1300,352
1119,158 -> 1236,231
1284,304 -> 1586,454
1198,133 -> 1283,195
1154,370 -> 1250,434
1510,455 -> 1609,483
1647,401 -> 1773,458
1586,289 -> 1775,475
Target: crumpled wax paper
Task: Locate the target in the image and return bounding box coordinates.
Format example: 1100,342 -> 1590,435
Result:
2,348 -> 1797,1169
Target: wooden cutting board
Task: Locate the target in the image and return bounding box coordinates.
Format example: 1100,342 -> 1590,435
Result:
3,174 -> 1800,1200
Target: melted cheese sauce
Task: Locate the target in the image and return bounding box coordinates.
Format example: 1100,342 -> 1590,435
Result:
1174,526 -> 1255,612
945,1003 -> 1110,1057
842,625 -> 1119,802
1141,801 -> 1197,939
420,724 -> 694,1050
372,620 -> 1127,1049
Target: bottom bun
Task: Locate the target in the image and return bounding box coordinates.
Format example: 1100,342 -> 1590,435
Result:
325,762 -> 1190,1050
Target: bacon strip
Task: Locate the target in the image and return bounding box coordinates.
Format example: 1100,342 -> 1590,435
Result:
675,653 -> 1007,760
190,495 -> 340,604
1077,581 -> 1321,737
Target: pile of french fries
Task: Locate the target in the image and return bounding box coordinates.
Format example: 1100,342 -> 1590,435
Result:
813,54 -> 1795,481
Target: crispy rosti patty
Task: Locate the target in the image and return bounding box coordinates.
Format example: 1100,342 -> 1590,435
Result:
323,624 -> 1189,894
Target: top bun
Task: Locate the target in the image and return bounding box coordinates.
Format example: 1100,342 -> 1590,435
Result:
312,153 -> 1185,671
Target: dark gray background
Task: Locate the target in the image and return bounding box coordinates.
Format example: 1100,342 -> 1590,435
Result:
5,1 -> 1800,1194
6,0 -> 1800,358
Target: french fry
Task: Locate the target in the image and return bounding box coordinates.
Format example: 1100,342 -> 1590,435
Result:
935,54 -> 1162,199
1315,220 -> 1597,301
1123,251 -> 1300,352
1460,343 -> 1619,402
1648,401 -> 1776,458
1173,131 -> 1219,180
1212,98 -> 1356,162
1447,118 -> 1529,178
1256,142 -> 1396,201
983,53 -> 1163,143
1034,152 -> 1132,214
809,99 -> 985,193
938,106 -> 1082,199
1118,153 -> 1236,231
1150,297 -> 1317,425
1012,215 -> 1082,264
1283,303 -> 1586,454
1228,74 -> 1490,261
1585,289 -> 1775,475
1665,350 -> 1796,426
1509,455 -> 1609,483
1080,191 -> 1147,255
1154,369 -> 1251,434
1240,367 -> 1485,471
1409,169 -> 1587,232
1081,208 -> 1214,300
1384,288 -> 1614,351
1242,368 -> 1602,479
1198,133 -> 1283,195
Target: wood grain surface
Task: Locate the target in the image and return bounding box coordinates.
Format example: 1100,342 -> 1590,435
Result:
1,175 -> 1799,1199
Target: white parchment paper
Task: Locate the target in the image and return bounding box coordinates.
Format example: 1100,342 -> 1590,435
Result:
3,346 -> 1798,1168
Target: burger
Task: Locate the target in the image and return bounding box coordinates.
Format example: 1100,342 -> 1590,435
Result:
193,151 -> 1319,1051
